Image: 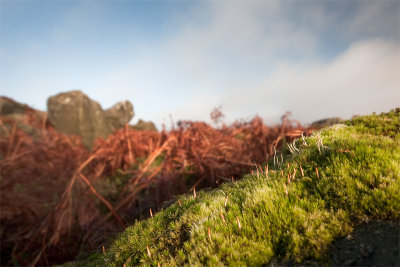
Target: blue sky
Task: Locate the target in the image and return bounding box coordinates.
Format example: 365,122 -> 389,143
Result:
1,0 -> 399,128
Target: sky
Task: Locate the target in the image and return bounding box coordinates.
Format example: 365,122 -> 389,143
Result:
1,0 -> 399,129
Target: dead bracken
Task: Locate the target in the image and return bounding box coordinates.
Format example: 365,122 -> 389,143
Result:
0,105 -> 313,266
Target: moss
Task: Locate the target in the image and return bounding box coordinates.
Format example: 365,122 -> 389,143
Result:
73,109 -> 400,266
345,108 -> 400,138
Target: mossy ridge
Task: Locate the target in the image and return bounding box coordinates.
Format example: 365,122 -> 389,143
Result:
77,109 -> 400,266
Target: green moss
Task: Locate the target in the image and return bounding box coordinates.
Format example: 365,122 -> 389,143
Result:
73,109 -> 400,266
345,108 -> 400,138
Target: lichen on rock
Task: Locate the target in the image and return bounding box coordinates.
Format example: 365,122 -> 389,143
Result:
47,90 -> 134,149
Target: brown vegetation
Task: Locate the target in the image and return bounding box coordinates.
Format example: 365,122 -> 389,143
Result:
0,106 -> 316,266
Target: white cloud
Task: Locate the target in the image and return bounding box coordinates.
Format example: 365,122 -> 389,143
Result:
97,1 -> 322,127
142,2 -> 399,127
166,1 -> 319,71
221,39 -> 400,124
9,1 -> 394,129
348,1 -> 400,40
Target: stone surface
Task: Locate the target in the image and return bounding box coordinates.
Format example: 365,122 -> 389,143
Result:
267,220 -> 400,267
104,101 -> 134,130
130,119 -> 158,131
0,96 -> 47,136
47,90 -> 134,149
330,220 -> 400,267
0,96 -> 30,115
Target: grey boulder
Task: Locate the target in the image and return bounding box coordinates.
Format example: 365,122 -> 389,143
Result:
47,90 -> 134,149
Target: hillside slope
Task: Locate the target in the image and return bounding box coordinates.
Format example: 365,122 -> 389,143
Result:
74,109 -> 400,266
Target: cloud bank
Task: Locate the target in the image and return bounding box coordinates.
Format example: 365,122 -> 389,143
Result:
1,1 -> 399,128
138,1 -> 400,126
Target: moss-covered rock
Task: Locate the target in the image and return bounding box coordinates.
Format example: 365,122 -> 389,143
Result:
71,109 -> 400,266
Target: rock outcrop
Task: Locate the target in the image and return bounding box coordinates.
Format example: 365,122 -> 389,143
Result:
0,96 -> 30,116
311,117 -> 344,128
130,119 -> 158,131
0,96 -> 47,136
104,101 -> 134,130
47,90 -> 134,149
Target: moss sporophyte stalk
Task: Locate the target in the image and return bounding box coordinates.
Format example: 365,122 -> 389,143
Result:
68,109 -> 399,266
